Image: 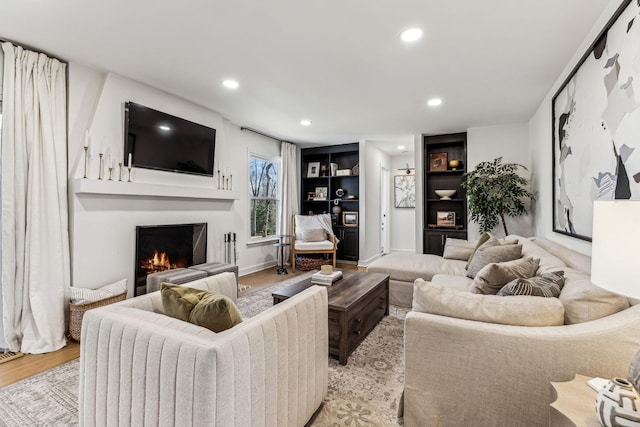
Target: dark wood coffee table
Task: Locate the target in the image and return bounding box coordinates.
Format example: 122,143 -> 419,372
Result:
272,270 -> 389,365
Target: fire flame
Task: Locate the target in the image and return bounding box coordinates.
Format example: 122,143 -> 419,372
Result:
142,250 -> 172,273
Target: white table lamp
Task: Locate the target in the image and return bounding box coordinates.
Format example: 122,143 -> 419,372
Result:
591,200 -> 640,391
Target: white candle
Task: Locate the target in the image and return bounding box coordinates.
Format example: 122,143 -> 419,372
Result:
128,153 -> 132,168
84,130 -> 89,148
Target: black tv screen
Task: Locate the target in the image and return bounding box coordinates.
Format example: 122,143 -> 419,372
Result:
124,102 -> 215,176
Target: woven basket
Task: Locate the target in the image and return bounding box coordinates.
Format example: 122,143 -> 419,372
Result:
295,255 -> 330,271
69,291 -> 127,341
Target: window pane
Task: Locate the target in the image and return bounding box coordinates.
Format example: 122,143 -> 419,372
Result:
249,155 -> 279,239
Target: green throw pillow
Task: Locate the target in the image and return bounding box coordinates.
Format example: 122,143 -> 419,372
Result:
161,283 -> 242,332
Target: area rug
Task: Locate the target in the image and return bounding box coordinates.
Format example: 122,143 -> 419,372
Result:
0,274 -> 406,426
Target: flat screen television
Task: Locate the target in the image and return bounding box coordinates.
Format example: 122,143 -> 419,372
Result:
124,101 -> 215,176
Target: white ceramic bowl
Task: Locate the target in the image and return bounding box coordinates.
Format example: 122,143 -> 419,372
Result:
435,189 -> 456,200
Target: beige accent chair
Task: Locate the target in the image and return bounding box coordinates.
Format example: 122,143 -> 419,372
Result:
79,272 -> 328,426
291,213 -> 337,272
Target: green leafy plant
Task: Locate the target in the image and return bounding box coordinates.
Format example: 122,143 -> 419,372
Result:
461,157 -> 534,236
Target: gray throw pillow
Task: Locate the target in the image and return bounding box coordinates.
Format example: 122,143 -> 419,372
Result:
301,229 -> 326,242
471,257 -> 540,295
442,238 -> 476,261
465,232 -> 495,269
466,244 -> 523,278
497,271 -> 565,298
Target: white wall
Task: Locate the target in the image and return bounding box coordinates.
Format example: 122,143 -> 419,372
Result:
529,0 -> 622,256
467,123 -> 532,240
359,140 -> 391,265
68,64 -> 281,293
390,155 -> 416,252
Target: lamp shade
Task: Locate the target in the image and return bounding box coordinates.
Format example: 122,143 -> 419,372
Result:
591,200 -> 640,300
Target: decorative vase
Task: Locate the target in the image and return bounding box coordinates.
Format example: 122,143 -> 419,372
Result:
448,159 -> 460,170
595,377 -> 640,427
332,202 -> 342,215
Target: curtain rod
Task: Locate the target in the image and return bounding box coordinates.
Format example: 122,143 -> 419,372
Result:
241,126 -> 292,144
0,38 -> 68,64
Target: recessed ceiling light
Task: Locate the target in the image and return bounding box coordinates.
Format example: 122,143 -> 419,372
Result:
401,28 -> 423,42
158,125 -> 171,131
222,79 -> 239,89
300,119 -> 312,126
397,145 -> 406,150
427,98 -> 443,107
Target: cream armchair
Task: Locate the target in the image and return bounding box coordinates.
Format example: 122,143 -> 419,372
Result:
79,272 -> 328,427
291,213 -> 337,272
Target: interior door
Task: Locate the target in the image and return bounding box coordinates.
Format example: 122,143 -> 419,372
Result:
380,166 -> 390,254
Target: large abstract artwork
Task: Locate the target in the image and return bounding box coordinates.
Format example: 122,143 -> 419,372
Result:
394,175 -> 416,208
553,0 -> 640,241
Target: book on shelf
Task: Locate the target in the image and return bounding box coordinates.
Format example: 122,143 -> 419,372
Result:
310,270 -> 342,285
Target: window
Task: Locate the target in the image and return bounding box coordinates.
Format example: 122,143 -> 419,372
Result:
249,154 -> 280,240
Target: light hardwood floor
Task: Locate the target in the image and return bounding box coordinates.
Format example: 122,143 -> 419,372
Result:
0,263 -> 358,387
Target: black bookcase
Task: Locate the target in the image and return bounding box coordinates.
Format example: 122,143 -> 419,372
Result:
300,143 -> 359,261
423,133 -> 468,255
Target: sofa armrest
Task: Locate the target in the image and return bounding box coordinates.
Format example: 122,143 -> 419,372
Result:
403,305 -> 640,427
80,284 -> 328,427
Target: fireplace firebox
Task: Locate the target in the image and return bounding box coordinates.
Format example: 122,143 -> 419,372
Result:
135,223 -> 207,296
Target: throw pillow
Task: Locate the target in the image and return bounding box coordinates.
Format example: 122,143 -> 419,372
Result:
189,292 -> 243,332
464,232 -> 494,269
497,271 -> 565,297
412,279 -> 565,327
161,283 -> 242,332
69,278 -> 127,304
471,257 -> 540,295
466,244 -> 523,279
301,228 -> 326,242
442,238 -> 476,261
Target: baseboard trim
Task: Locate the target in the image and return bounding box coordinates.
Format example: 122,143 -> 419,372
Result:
239,260 -> 278,277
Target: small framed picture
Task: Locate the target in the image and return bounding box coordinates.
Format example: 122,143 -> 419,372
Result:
343,211 -> 358,227
429,152 -> 448,171
307,161 -> 320,178
307,192 -> 316,200
436,211 -> 456,226
314,187 -> 328,200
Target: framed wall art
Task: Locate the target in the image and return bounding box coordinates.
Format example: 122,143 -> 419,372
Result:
552,0 -> 640,241
436,211 -> 456,227
394,175 -> 416,208
429,152 -> 448,171
342,211 -> 358,227
307,162 -> 320,178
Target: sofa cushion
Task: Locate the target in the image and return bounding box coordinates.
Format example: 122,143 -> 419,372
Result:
442,238 -> 475,261
161,283 -> 242,332
513,237 -> 567,274
431,274 -> 474,291
367,252 -> 466,283
412,279 -> 565,326
471,257 -> 539,295
466,244 -> 523,279
497,271 -> 565,297
301,228 -> 326,242
530,237 -> 592,275
69,278 -> 127,304
559,268 -> 630,324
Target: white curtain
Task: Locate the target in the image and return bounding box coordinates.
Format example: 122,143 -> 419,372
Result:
0,47 -> 5,350
1,42 -> 69,353
279,142 -> 299,264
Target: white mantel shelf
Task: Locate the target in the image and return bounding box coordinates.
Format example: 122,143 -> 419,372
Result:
72,178 -> 241,201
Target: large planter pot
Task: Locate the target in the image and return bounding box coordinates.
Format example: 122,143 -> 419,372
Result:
596,377 -> 640,427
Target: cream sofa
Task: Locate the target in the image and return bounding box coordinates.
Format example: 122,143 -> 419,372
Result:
79,272 -> 328,427
399,236 -> 640,427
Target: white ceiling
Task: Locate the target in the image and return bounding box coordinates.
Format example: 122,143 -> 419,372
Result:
0,0 -> 610,148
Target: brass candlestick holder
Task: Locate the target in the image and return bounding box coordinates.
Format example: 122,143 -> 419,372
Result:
108,166 -> 113,181
127,166 -> 132,182
83,146 -> 89,178
118,162 -> 123,181
98,153 -> 104,180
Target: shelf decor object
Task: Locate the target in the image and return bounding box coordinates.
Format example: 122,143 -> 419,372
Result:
592,200 -> 640,394
552,0 -> 640,241
342,211 -> 358,227
435,189 -> 456,200
448,159 -> 460,170
429,152 -> 448,171
307,162 -> 320,178
436,211 -> 456,226
394,175 -> 416,208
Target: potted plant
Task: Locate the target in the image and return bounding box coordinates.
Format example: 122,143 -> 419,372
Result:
461,157 -> 534,236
